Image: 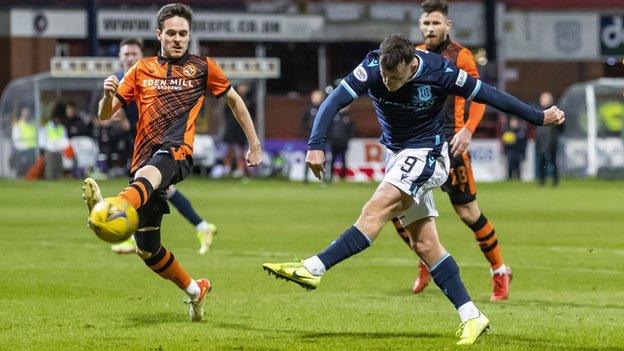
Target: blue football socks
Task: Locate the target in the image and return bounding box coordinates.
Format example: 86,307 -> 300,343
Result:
168,190 -> 203,226
317,226 -> 371,271
430,253 -> 472,309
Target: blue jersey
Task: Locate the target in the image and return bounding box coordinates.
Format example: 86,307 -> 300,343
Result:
115,70 -> 139,138
341,49 -> 480,151
308,49 -> 543,151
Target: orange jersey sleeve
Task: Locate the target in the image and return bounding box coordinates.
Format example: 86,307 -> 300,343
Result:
115,63 -> 138,106
456,48 -> 485,133
206,58 -> 231,98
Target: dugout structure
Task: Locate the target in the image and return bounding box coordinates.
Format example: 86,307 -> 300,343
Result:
0,56 -> 280,178
558,78 -> 624,178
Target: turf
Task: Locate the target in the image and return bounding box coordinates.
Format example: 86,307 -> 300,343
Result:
0,178 -> 623,350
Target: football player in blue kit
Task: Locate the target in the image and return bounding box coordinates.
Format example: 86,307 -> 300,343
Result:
263,35 -> 564,345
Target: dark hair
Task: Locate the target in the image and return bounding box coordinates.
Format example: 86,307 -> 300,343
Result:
421,0 -> 448,15
119,37 -> 143,49
379,35 -> 415,71
157,3 -> 193,30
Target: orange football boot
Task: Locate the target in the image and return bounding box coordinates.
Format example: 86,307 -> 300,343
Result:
490,267 -> 512,301
187,278 -> 212,321
412,260 -> 431,294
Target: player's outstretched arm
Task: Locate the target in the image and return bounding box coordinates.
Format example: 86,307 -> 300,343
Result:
306,85 -> 355,179
472,83 -> 565,126
225,88 -> 262,167
98,75 -> 123,121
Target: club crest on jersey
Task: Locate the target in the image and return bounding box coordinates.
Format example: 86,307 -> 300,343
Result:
354,65 -> 368,82
417,85 -> 432,102
183,65 -> 196,77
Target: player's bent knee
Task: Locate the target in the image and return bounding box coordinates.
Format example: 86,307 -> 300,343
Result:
135,165 -> 163,190
406,217 -> 440,254
454,201 -> 480,224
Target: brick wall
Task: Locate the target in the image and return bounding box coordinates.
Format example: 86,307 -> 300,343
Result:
505,61 -> 604,102
264,95 -> 380,139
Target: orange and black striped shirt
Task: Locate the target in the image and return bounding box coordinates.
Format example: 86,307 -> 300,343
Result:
416,39 -> 485,141
116,51 -> 230,172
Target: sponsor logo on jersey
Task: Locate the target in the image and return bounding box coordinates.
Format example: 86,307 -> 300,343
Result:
380,95 -> 436,111
183,64 -> 196,77
455,70 -> 468,87
417,85 -> 432,102
143,79 -> 194,91
354,65 -> 368,82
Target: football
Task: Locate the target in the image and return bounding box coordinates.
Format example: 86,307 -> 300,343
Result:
88,197 -> 138,243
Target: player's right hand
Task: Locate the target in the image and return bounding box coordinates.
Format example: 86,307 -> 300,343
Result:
246,145 -> 262,167
542,106 -> 565,126
306,150 -> 326,180
103,75 -> 119,99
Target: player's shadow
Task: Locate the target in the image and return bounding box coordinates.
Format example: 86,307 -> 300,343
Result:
214,322 -> 443,340
300,331 -> 442,340
124,312 -> 186,326
501,298 -> 624,310
499,335 -> 623,351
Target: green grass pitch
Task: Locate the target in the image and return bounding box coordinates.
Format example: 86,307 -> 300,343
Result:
0,178 -> 623,350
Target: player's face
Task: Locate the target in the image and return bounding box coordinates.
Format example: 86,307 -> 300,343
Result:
380,59 -> 417,92
419,11 -> 451,49
119,44 -> 143,72
157,16 -> 190,59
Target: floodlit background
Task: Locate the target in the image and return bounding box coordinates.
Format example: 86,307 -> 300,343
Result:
0,1 -> 623,350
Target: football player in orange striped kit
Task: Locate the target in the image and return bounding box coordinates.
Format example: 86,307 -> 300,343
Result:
392,0 -> 512,301
82,3 -> 261,321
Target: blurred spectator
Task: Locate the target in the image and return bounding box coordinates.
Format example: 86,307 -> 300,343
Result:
62,102 -> 93,138
10,106 -> 37,176
111,37 -> 144,176
535,92 -> 563,187
301,89 -> 324,183
223,82 -> 254,178
40,114 -> 69,179
501,117 -> 527,180
328,106 -> 356,182
92,116 -> 130,176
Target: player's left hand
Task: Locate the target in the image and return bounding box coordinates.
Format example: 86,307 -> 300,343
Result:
542,106 -> 565,126
246,144 -> 262,167
450,127 -> 473,157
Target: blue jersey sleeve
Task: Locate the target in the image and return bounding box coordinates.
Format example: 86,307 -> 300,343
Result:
340,53 -> 378,99
473,83 -> 544,125
436,60 -> 481,101
435,59 -> 543,125
307,86 -> 355,150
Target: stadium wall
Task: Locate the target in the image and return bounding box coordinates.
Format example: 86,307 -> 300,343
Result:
505,61 -> 605,102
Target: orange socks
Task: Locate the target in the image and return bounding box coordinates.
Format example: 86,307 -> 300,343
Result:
143,246 -> 192,290
468,214 -> 504,269
118,177 -> 153,209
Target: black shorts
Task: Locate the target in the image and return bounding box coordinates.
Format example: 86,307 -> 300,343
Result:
441,151 -> 477,205
133,150 -> 193,227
